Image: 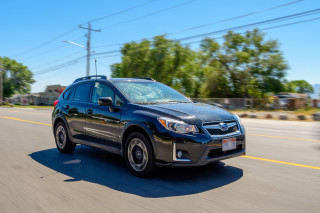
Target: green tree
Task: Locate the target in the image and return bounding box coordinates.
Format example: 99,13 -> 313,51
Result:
111,36 -> 198,97
285,80 -> 314,93
111,29 -> 289,98
0,57 -> 35,98
199,29 -> 288,98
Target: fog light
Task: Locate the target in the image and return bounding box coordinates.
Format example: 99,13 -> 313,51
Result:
176,150 -> 183,158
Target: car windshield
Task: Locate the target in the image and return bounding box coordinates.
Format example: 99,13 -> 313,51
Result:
114,81 -> 192,104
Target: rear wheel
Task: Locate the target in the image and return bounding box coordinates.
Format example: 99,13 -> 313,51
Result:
124,132 -> 155,177
54,122 -> 76,153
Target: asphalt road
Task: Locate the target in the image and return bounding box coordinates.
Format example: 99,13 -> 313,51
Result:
0,107 -> 319,213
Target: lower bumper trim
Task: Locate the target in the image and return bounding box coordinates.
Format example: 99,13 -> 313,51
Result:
156,149 -> 245,168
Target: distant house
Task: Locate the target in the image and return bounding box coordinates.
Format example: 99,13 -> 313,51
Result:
276,92 -> 308,100
8,94 -> 31,105
275,92 -> 309,109
37,85 -> 67,105
8,84 -> 66,106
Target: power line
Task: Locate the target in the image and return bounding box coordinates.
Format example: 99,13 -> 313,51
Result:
35,60 -> 87,82
94,54 -> 122,59
100,0 -> 197,29
33,52 -> 121,76
12,0 -> 158,58
84,0 -> 158,24
27,1 -> 194,71
33,53 -> 121,76
30,49 -> 84,69
23,43 -> 70,61
33,13 -> 320,76
13,0 -> 303,73
177,8 -> 320,41
19,35 -> 85,62
93,8 -> 320,49
93,15 -> 320,55
18,0 -> 300,65
39,16 -> 320,79
183,16 -> 320,45
39,54 -> 121,81
13,27 -> 78,57
62,2 -> 316,57
169,0 -> 305,35
34,55 -> 86,75
91,50 -> 123,57
92,0 -> 304,48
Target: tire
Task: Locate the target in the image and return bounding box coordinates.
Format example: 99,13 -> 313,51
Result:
54,122 -> 76,153
124,132 -> 155,177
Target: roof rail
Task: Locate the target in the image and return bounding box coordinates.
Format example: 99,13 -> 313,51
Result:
131,77 -> 155,81
73,75 -> 108,83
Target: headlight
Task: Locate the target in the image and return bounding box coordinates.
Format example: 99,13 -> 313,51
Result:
158,117 -> 199,134
233,114 -> 242,125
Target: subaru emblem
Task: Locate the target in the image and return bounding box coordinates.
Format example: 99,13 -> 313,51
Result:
219,123 -> 228,131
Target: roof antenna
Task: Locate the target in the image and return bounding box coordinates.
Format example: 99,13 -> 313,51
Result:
94,58 -> 98,79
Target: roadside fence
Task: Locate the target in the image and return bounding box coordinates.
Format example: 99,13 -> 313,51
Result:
193,98 -> 288,110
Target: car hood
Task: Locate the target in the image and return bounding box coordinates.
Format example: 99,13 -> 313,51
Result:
141,102 -> 235,124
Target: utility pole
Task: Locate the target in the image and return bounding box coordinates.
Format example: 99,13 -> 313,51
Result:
79,22 -> 101,76
0,59 -> 3,105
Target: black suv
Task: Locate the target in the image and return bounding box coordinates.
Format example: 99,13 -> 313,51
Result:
52,75 -> 245,176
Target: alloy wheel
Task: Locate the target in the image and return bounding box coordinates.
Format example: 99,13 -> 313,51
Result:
56,125 -> 66,149
127,138 -> 149,172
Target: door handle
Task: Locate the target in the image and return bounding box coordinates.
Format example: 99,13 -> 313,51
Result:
65,105 -> 70,110
87,109 -> 93,115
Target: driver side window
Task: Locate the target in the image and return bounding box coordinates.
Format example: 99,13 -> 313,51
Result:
92,82 -> 114,104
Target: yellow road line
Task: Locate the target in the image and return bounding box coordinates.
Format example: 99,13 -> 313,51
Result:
247,133 -> 320,142
0,116 -> 52,126
241,155 -> 320,170
0,109 -> 23,113
1,115 -> 319,170
0,109 -> 48,115
1,111 -> 318,142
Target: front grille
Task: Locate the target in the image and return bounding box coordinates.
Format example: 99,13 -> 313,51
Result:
206,126 -> 238,135
203,120 -> 239,136
208,145 -> 242,158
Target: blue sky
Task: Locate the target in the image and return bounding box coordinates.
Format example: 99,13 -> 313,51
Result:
1,0 -> 319,93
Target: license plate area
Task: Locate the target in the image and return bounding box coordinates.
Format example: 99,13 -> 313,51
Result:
222,138 -> 236,151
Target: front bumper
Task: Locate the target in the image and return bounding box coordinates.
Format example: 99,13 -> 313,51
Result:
154,128 -> 246,167
156,145 -> 245,167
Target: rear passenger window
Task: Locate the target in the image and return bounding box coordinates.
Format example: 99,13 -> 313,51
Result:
69,87 -> 75,100
74,83 -> 92,102
63,87 -> 73,100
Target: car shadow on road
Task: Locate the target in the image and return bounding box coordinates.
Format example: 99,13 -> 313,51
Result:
30,145 -> 243,198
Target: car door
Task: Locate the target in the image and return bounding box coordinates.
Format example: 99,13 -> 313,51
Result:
85,82 -> 123,149
64,82 -> 93,142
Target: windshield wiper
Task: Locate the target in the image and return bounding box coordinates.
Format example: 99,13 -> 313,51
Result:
135,101 -> 190,105
166,101 -> 191,103
135,102 -> 157,105
135,102 -> 147,105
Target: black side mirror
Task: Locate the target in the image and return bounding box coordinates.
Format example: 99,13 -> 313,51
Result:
98,97 -> 113,106
98,97 -> 114,112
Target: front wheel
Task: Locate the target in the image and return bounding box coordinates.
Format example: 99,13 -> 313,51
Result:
54,122 -> 76,153
124,132 -> 155,177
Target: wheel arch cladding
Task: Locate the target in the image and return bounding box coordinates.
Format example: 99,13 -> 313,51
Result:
122,124 -> 156,156
53,115 -> 71,136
